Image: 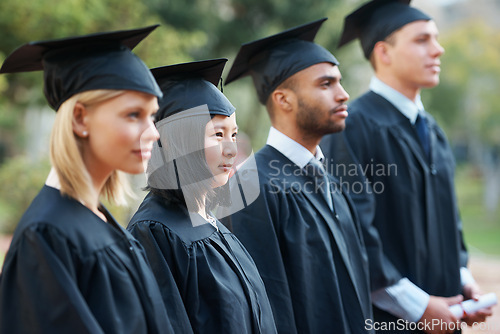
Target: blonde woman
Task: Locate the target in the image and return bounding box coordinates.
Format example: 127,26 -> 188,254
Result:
0,26 -> 181,333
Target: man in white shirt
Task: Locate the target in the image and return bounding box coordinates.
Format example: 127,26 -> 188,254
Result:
320,1 -> 493,333
225,18 -> 374,333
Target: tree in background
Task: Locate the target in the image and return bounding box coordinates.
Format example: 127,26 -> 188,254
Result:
424,19 -> 500,214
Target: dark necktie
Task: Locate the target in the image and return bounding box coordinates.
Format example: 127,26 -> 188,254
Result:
415,113 -> 430,159
306,158 -> 334,212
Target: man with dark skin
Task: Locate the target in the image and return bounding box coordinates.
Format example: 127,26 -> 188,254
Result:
225,18 -> 373,334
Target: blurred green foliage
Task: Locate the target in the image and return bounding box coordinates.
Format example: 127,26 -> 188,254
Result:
424,20 -> 500,149
456,166 -> 500,255
146,0 -> 342,55
0,156 -> 50,233
0,0 -> 205,60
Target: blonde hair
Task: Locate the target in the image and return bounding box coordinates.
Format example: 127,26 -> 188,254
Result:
50,89 -> 132,207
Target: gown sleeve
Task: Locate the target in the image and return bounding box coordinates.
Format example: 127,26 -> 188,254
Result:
127,221 -> 194,334
322,112 -> 403,292
1,222 -> 177,334
230,181 -> 298,334
0,225 -> 104,334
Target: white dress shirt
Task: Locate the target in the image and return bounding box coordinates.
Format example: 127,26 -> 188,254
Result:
266,126 -> 325,168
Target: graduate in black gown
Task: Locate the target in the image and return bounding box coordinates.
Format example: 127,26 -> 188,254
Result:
320,1 -> 493,333
0,26 -> 180,333
127,59 -> 277,334
224,19 -> 373,333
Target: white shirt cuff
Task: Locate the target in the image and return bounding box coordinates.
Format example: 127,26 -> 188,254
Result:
371,278 -> 430,323
460,267 -> 476,286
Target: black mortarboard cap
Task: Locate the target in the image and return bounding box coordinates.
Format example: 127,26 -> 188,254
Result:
225,18 -> 339,104
338,0 -> 431,59
151,58 -> 235,121
0,25 -> 162,110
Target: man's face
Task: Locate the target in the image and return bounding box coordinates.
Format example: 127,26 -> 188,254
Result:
385,20 -> 445,91
291,62 -> 349,137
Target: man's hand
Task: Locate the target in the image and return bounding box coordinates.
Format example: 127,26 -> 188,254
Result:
461,283 -> 493,326
419,295 -> 463,334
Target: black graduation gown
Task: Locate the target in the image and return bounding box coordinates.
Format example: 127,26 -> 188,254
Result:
127,192 -> 277,334
320,91 -> 468,333
230,145 -> 373,334
0,185 -> 175,334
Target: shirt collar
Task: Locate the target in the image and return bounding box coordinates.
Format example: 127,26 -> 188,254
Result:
266,127 -> 324,169
370,76 -> 425,124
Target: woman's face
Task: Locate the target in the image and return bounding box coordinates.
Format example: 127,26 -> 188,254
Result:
80,91 -> 160,178
204,113 -> 238,188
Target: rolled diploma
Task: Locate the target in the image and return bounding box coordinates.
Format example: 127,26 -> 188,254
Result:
449,292 -> 498,319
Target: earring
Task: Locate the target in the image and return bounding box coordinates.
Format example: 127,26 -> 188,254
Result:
82,131 -> 88,137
